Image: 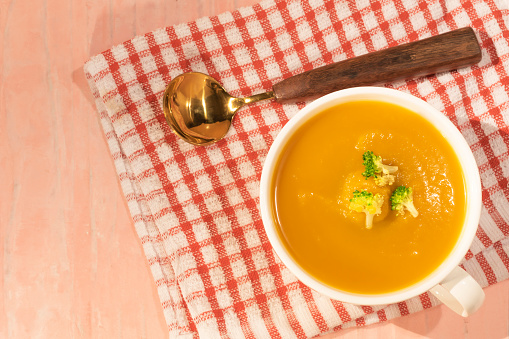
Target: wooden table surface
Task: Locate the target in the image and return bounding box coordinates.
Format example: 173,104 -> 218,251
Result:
1,0 -> 509,338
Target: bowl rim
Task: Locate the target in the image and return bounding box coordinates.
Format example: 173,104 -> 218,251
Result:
259,86 -> 482,305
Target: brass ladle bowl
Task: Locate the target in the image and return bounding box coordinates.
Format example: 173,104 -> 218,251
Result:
163,73 -> 274,145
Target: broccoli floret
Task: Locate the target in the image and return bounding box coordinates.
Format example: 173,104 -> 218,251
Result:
349,190 -> 384,229
362,151 -> 398,186
390,186 -> 419,217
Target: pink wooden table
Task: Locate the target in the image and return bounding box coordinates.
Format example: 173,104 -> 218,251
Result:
1,0 -> 508,337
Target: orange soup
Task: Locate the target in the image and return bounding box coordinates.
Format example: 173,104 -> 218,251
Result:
273,100 -> 466,294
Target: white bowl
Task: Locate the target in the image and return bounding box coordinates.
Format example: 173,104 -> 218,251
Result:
259,87 -> 482,307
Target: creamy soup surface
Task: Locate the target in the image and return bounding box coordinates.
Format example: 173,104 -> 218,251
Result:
273,100 -> 466,294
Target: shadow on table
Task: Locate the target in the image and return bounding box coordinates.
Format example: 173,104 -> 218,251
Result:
72,66 -> 95,109
392,281 -> 509,339
332,281 -> 509,338
72,11 -> 115,110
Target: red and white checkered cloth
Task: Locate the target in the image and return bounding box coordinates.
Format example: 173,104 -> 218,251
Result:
84,0 -> 509,337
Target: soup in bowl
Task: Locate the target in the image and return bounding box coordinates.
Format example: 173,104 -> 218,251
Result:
259,87 -> 484,316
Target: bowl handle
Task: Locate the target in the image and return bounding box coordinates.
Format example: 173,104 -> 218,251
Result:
429,266 -> 485,317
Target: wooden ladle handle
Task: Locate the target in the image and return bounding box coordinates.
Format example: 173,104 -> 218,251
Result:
272,27 -> 482,101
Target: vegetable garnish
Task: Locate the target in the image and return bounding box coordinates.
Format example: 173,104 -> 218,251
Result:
349,190 -> 384,229
362,151 -> 398,186
390,186 -> 419,217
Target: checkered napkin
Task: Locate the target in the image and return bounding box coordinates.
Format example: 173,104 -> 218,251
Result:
84,0 -> 509,337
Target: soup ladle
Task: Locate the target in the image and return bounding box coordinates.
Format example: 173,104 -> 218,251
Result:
163,27 -> 481,146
